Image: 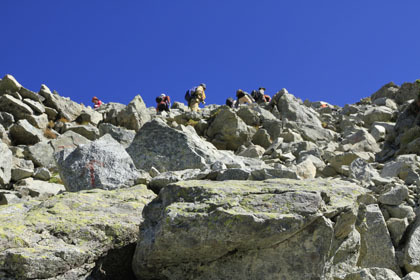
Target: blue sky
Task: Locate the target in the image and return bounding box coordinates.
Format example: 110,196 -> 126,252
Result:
2,1 -> 420,108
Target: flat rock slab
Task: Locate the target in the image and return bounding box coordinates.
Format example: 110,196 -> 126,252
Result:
0,185 -> 156,279
133,178 -> 367,280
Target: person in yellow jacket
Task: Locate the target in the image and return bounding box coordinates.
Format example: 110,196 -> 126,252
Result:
189,83 -> 206,112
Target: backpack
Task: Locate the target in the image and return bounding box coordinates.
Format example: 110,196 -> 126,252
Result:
184,87 -> 197,103
156,96 -> 163,103
251,90 -> 263,102
226,97 -> 235,108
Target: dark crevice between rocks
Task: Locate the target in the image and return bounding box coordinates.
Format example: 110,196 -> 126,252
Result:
87,243 -> 137,280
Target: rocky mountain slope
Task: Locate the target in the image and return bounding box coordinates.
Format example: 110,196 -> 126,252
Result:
1,74 -> 420,279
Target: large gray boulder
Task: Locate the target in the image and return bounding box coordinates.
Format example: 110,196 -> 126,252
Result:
24,141 -> 56,169
55,134 -> 141,191
404,208 -> 420,273
0,74 -> 22,94
206,107 -> 253,150
132,178 -> 367,280
127,119 -> 261,172
39,85 -> 84,121
98,122 -> 136,148
0,141 -> 12,186
362,106 -> 395,127
9,119 -> 44,145
0,185 -> 156,279
357,204 -> 401,275
0,94 -> 34,120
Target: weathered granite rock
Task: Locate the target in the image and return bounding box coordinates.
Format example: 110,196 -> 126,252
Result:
362,106 -> 395,126
24,141 -> 56,169
0,74 -> 22,94
19,87 -> 44,103
349,158 -> 380,185
206,107 -> 253,150
9,119 -> 44,145
0,185 -> 156,279
0,112 -> 15,129
387,218 -> 409,246
75,108 -> 103,126
404,272 -> 420,280
22,98 -> 45,114
251,128 -> 272,148
148,169 -> 208,194
371,124 -> 386,142
237,144 -> 265,158
26,113 -> 49,129
127,119 -> 263,172
132,178 -> 366,280
357,204 -> 401,275
0,142 -> 12,186
39,85 -> 84,121
370,82 -> 400,102
342,267 -> 401,280
14,178 -> 65,198
341,128 -> 380,153
11,158 -> 34,182
404,208 -> 420,273
296,158 -> 317,179
33,167 -> 51,181
55,134 -> 141,191
64,124 -> 100,141
98,122 -> 136,148
378,185 -> 409,206
0,94 -> 34,120
0,190 -> 22,205
50,130 -> 90,153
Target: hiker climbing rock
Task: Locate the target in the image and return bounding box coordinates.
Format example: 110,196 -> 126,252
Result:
92,96 -> 102,109
225,97 -> 236,108
156,93 -> 171,113
251,87 -> 271,104
236,89 -> 254,107
186,83 -> 206,112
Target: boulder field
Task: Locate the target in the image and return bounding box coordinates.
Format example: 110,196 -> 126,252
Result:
1,74 -> 420,279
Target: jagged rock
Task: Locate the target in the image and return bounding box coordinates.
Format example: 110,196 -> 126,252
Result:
39,85 -> 84,121
357,204 -> 400,275
371,124 -> 386,142
0,124 -> 11,145
11,158 -> 34,181
9,119 -> 44,145
405,208 -> 420,273
19,87 -> 44,103
22,98 -> 45,114
24,141 -> 56,169
55,134 -> 141,192
251,128 -> 272,148
384,204 -> 416,223
127,119 -> 262,172
349,158 -> 380,185
327,152 -> 360,175
64,124 -> 100,141
381,155 -> 420,182
0,185 -> 156,279
362,106 -> 395,126
26,113 -> 49,129
132,178 -> 366,280
341,128 -> 380,153
50,130 -> 90,153
216,168 -> 251,181
237,144 -> 265,158
75,108 -> 103,126
0,94 -> 34,120
108,95 -> 151,131
342,267 -> 401,280
297,153 -> 326,174
0,112 -> 14,129
378,185 -> 409,206
98,122 -> 135,148
33,167 -> 51,181
296,158 -> 316,179
148,169 -> 207,193
44,106 -> 58,121
0,141 -> 12,187
206,107 -> 253,150
404,272 -> 420,280
370,82 -> 400,102
236,105 -> 261,126
373,97 -> 398,110
387,218 -> 409,246
14,178 -> 65,198
0,190 -> 22,205
0,74 -> 22,94
261,119 -> 283,140
279,130 -> 303,143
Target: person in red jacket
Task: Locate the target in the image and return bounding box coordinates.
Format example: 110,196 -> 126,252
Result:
156,93 -> 171,113
92,96 -> 102,109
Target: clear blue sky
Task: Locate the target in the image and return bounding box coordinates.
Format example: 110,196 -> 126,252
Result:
2,1 -> 420,108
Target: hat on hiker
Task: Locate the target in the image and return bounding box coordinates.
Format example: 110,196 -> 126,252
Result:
160,93 -> 166,98
200,83 -> 207,89
259,87 -> 266,91
92,96 -> 98,102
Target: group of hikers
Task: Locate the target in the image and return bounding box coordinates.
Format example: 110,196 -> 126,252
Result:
154,84 -> 272,113
90,83 -> 272,113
